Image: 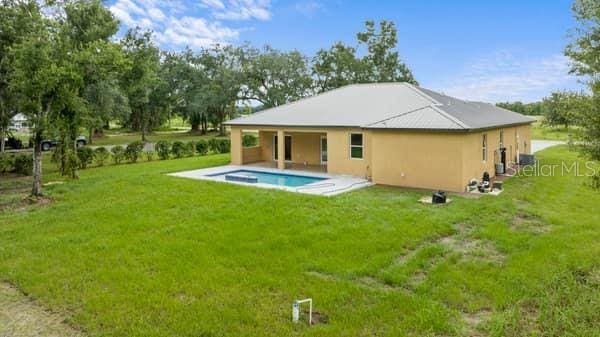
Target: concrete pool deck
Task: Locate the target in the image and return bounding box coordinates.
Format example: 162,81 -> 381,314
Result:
168,165 -> 373,196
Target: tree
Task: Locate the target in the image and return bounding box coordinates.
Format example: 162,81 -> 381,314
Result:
357,20 -> 417,84
9,18 -> 72,195
159,50 -> 208,132
566,0 -> 600,160
241,45 -> 313,108
496,101 -> 545,116
49,0 -> 123,176
313,42 -> 366,92
0,0 -> 40,152
120,28 -> 162,141
197,45 -> 244,135
542,91 -> 589,130
312,20 -> 417,93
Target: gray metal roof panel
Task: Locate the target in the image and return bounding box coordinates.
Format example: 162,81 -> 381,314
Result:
226,83 -> 535,130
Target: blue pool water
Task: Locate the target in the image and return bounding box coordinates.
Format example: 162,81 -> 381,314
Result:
208,170 -> 326,187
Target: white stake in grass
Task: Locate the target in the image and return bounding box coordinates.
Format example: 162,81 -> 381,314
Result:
292,298 -> 312,324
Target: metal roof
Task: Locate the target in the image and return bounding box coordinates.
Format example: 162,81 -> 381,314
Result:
226,83 -> 535,131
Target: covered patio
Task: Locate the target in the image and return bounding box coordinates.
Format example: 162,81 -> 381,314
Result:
230,128 -> 329,172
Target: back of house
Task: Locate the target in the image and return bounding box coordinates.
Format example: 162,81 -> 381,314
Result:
226,83 -> 534,192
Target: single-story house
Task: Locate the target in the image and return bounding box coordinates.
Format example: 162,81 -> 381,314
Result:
9,113 -> 29,131
225,83 -> 534,192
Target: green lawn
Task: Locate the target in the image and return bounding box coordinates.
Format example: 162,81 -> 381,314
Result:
531,116 -> 578,141
0,147 -> 598,336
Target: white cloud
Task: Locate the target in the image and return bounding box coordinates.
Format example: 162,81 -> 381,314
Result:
109,0 -> 250,49
202,0 -> 272,21
433,51 -> 583,103
200,0 -> 226,10
294,0 -> 324,17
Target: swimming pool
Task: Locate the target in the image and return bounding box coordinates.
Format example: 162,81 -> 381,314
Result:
208,170 -> 326,187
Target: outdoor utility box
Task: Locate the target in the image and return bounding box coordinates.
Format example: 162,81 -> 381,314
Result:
432,191 -> 447,204
519,154 -> 535,166
495,163 -> 505,175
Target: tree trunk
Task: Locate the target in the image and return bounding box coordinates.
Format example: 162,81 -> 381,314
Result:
31,132 -> 43,197
201,114 -> 207,135
218,111 -> 226,136
70,126 -> 78,180
0,127 -> 5,153
88,128 -> 93,145
191,121 -> 200,132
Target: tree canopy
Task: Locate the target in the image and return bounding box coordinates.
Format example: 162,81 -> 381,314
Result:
566,0 -> 600,161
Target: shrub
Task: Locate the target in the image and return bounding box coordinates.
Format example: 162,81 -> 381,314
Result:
13,153 -> 33,175
171,141 -> 186,158
0,153 -> 15,173
144,150 -> 154,161
76,147 -> 94,169
208,138 -> 219,153
242,134 -> 257,147
111,145 -> 125,164
185,141 -> 196,157
94,147 -> 109,166
155,140 -> 171,160
591,172 -> 600,190
220,139 -> 231,153
196,139 -> 209,155
212,138 -> 231,154
125,141 -> 144,163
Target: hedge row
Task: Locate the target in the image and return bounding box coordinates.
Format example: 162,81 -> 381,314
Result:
0,152 -> 33,175
155,139 -> 230,160
0,138 -> 231,176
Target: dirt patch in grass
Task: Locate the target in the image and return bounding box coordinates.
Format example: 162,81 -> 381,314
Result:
0,282 -> 84,337
0,175 -> 55,212
305,271 -> 411,294
306,311 -> 329,325
511,213 -> 552,234
461,308 -> 493,337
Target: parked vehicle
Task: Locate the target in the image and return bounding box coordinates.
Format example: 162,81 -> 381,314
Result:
41,136 -> 87,151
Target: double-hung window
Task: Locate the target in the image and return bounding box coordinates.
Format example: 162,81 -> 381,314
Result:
482,134 -> 488,161
350,133 -> 363,159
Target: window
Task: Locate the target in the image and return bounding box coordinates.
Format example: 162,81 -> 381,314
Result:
350,133 -> 363,159
482,134 -> 488,161
499,130 -> 504,147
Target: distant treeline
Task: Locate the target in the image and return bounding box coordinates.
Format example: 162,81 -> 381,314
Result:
496,101 -> 545,116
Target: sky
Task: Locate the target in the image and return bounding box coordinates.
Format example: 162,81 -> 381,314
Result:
107,0 -> 584,103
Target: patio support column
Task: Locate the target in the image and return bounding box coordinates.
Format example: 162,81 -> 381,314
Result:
230,127 -> 243,165
277,130 -> 285,169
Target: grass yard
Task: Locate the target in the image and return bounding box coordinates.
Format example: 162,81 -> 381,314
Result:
0,146 -> 598,336
530,116 -> 577,141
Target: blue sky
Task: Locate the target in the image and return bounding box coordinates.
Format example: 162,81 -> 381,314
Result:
108,0 -> 583,103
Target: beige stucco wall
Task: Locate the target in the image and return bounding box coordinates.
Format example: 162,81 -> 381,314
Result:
326,128 -> 372,178
461,125 -> 532,188
242,146 -> 262,163
230,124 -> 532,192
257,130 -> 324,165
230,127 -> 243,165
370,131 -> 465,192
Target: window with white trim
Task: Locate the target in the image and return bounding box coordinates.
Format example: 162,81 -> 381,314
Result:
350,133 -> 363,159
482,133 -> 488,161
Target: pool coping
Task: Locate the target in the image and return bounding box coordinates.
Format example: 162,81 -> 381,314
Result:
168,165 -> 373,196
